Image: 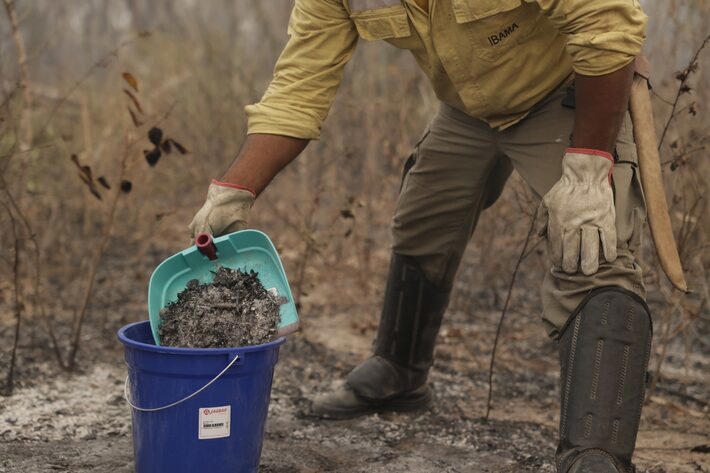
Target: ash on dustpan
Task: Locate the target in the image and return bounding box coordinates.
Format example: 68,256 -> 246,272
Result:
158,266 -> 284,348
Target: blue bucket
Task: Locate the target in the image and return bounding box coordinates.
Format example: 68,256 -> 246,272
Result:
118,321 -> 285,473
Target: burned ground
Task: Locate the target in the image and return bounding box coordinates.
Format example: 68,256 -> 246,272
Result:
1,285 -> 708,472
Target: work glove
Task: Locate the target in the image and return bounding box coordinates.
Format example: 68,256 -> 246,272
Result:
539,148 -> 617,275
189,180 -> 255,238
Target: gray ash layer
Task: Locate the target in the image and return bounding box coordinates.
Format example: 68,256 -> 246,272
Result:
158,266 -> 281,348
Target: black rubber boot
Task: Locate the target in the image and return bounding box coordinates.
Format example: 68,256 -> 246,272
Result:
312,253 -> 450,419
556,287 -> 653,473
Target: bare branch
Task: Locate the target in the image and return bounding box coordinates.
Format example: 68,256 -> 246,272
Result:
0,173 -> 65,368
485,211 -> 539,420
658,33 -> 710,150
1,201 -> 22,396
38,34 -> 148,137
65,146 -> 129,370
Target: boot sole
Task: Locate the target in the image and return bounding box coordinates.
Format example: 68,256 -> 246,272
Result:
312,387 -> 432,420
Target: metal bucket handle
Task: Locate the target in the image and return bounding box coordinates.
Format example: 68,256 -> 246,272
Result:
124,353 -> 240,412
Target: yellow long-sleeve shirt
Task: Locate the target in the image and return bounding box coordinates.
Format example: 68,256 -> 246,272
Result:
245,0 -> 646,139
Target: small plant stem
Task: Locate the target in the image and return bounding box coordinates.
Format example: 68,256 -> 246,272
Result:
647,298 -> 675,401
66,148 -> 129,370
1,202 -> 21,396
657,33 -> 710,150
0,173 -> 65,368
485,212 -> 538,420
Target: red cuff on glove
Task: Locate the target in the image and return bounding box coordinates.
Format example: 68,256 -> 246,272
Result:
566,147 -> 614,183
211,179 -> 256,197
566,147 -> 613,163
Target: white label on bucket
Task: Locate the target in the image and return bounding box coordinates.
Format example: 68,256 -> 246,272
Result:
198,405 -> 231,439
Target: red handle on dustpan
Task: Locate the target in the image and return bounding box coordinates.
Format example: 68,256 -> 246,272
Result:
195,233 -> 218,260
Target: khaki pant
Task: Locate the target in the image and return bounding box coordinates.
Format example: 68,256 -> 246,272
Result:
392,83 -> 647,338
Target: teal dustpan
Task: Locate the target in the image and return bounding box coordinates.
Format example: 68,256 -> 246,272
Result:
148,229 -> 299,346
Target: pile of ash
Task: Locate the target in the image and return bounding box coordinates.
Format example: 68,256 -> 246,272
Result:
158,266 -> 282,348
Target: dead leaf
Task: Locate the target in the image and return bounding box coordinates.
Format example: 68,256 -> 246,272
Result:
97,176 -> 111,189
88,187 -> 102,200
120,180 -> 133,193
123,88 -> 143,114
160,139 -> 172,154
122,72 -> 138,92
70,155 -> 91,182
144,148 -> 161,166
148,127 -> 163,146
80,165 -> 92,181
69,154 -> 103,200
171,140 -> 188,154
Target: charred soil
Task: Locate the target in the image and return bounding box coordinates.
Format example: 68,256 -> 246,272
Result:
158,267 -> 281,348
0,250 -> 708,472
1,303 -> 708,472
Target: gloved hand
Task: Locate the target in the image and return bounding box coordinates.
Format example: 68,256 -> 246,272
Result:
539,148 -> 617,275
189,180 -> 255,238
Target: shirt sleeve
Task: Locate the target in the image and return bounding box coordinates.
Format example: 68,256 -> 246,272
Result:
529,0 -> 647,76
245,0 -> 358,140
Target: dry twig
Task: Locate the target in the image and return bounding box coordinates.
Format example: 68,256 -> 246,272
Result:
484,211 -> 539,420
293,185 -> 326,307
38,34 -> 148,137
1,202 -> 22,396
657,33 -> 710,150
64,100 -> 177,369
0,173 -> 65,368
66,145 -> 131,370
